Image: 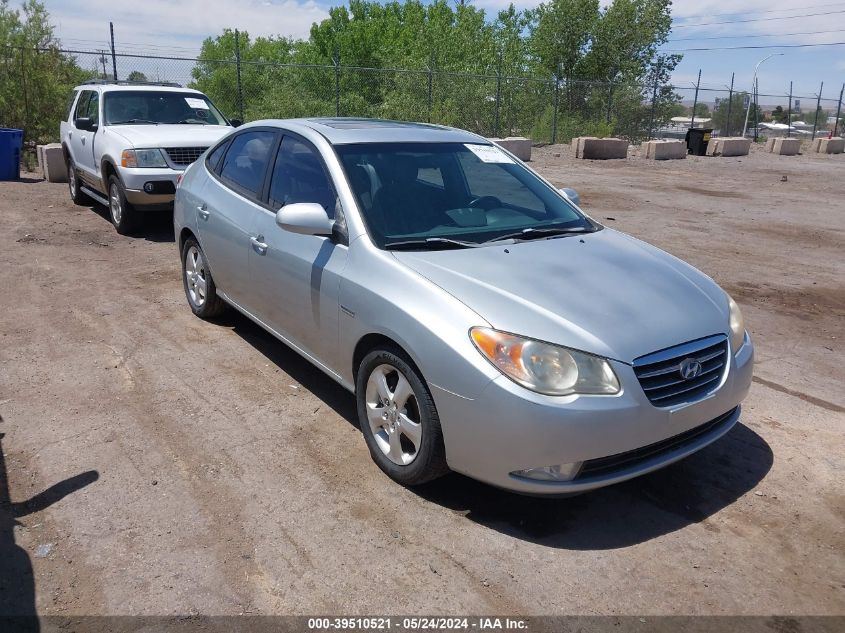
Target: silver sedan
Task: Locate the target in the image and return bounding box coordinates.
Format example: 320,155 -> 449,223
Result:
173,118 -> 753,495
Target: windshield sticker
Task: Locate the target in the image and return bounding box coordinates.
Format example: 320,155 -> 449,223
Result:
185,97 -> 209,109
464,143 -> 515,164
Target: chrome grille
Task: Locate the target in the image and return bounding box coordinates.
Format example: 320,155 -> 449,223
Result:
633,335 -> 728,407
164,147 -> 208,166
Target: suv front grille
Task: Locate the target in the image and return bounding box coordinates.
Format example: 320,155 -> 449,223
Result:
164,147 -> 208,167
633,335 -> 728,407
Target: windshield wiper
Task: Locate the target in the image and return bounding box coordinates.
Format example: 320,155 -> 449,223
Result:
174,120 -> 208,125
385,237 -> 481,250
484,226 -> 593,243
110,119 -> 160,125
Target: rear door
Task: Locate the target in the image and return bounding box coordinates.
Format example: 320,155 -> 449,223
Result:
195,128 -> 277,309
68,90 -> 98,186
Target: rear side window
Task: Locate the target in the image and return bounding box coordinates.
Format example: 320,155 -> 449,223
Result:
206,139 -> 230,174
218,131 -> 276,197
66,90 -> 79,121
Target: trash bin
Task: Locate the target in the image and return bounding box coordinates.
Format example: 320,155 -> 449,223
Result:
686,127 -> 712,156
0,128 -> 23,181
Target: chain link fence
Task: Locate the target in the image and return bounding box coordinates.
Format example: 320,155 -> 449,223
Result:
4,46 -> 845,147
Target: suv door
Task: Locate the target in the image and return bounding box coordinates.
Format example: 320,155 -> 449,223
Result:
196,129 -> 277,309
68,90 -> 98,187
248,134 -> 348,368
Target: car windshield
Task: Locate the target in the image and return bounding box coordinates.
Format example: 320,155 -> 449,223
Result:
103,91 -> 228,126
335,142 -> 596,249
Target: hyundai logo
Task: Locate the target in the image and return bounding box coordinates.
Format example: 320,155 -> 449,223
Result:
679,358 -> 703,380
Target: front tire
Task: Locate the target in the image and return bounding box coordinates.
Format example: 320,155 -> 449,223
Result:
356,347 -> 449,486
108,175 -> 137,235
67,158 -> 91,205
181,237 -> 226,319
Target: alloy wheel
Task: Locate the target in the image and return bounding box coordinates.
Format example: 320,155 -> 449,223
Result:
365,364 -> 423,466
109,182 -> 123,225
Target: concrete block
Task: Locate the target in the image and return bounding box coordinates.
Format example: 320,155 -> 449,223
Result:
42,144 -> 67,183
706,137 -> 751,157
643,140 -> 686,160
767,138 -> 801,156
573,137 -> 628,160
490,137 -> 532,161
36,144 -> 46,173
809,137 -> 845,154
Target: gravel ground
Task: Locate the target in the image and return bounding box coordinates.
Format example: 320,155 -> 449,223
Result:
0,143 -> 843,618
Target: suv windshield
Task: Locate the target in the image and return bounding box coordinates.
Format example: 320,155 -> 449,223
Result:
335,142 -> 596,249
103,91 -> 228,126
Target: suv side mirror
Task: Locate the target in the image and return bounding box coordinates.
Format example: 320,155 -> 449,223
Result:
559,187 -> 581,207
74,117 -> 97,132
276,203 -> 334,236
230,118 -> 243,128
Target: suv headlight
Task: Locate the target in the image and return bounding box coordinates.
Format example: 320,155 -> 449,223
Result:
121,149 -> 168,168
470,327 -> 620,396
728,294 -> 746,352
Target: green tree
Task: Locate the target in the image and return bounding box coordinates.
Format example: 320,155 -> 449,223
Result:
0,0 -> 93,144
712,92 -> 753,136
692,102 -> 710,117
126,70 -> 147,82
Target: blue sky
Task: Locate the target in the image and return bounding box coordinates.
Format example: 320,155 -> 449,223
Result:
42,0 -> 845,103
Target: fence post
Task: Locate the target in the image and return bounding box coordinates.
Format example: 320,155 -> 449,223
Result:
109,22 -> 117,81
606,81 -> 613,124
787,81 -> 792,138
333,49 -> 340,117
551,74 -> 560,144
493,53 -> 502,138
427,50 -> 434,124
726,72 -> 734,136
835,83 -> 844,137
647,62 -> 661,140
690,69 -> 701,130
812,81 -> 823,140
234,30 -> 244,122
754,78 -> 760,141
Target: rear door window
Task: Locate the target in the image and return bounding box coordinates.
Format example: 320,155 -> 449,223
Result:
74,91 -> 92,123
85,91 -> 100,126
218,130 -> 276,198
66,90 -> 79,121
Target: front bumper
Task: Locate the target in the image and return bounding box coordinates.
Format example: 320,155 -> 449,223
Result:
432,335 -> 754,495
119,167 -> 181,210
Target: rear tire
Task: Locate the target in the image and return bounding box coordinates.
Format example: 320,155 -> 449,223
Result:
181,237 -> 227,319
108,175 -> 137,235
67,158 -> 91,205
356,346 -> 449,486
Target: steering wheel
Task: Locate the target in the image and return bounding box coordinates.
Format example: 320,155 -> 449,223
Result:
468,195 -> 502,210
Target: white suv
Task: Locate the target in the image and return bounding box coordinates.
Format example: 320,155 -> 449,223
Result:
61,81 -> 235,234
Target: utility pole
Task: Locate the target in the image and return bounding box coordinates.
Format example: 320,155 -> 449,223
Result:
743,53 -> 783,137
834,83 -> 844,137
690,69 -> 702,130
726,73 -> 734,136
109,22 -> 117,81
787,81 -> 793,138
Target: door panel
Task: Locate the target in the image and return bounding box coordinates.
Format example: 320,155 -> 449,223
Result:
69,91 -> 97,186
248,135 -> 348,368
195,130 -> 276,308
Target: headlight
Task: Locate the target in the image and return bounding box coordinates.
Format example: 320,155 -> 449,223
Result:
470,327 -> 620,396
728,294 -> 745,352
121,149 -> 168,168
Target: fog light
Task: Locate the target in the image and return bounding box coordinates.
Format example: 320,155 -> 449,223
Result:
511,462 -> 583,482
144,182 -> 155,193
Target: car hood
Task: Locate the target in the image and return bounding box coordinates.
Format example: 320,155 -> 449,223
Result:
391,228 -> 730,363
106,124 -> 231,148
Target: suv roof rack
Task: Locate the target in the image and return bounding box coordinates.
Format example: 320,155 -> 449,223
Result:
81,79 -> 183,88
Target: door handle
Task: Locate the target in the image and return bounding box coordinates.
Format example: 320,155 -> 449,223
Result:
81,137 -> 86,145
197,204 -> 210,220
250,235 -> 268,255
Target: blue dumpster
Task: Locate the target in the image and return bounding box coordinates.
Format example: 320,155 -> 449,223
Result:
0,128 -> 24,181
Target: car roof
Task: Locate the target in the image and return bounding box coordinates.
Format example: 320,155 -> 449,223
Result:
272,118 -> 489,145
73,84 -> 204,95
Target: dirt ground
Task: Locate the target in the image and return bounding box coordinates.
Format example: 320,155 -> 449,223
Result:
0,143 -> 843,618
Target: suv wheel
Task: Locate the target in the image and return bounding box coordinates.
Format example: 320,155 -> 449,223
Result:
181,237 -> 226,318
356,347 -> 449,486
67,159 -> 91,205
108,175 -> 137,235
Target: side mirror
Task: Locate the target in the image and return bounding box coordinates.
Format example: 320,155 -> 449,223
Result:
230,118 -> 243,128
75,117 -> 97,132
276,203 -> 334,236
559,187 -> 581,207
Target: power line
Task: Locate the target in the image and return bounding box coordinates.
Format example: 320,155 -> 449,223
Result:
668,29 -> 844,42
673,9 -> 845,28
664,41 -> 845,52
673,2 -> 845,21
